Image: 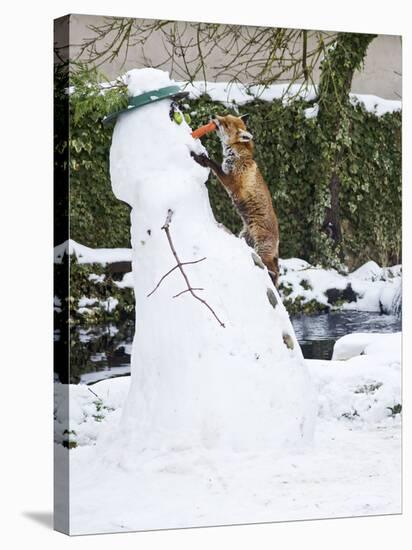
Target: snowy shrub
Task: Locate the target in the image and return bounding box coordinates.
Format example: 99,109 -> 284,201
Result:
69,259 -> 134,324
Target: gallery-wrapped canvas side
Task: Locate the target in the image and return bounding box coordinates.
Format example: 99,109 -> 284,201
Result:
54,14 -> 70,536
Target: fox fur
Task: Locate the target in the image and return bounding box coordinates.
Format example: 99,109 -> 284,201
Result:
191,114 -> 280,287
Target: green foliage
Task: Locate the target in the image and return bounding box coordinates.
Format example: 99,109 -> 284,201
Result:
69,258 -> 134,325
387,403 -> 402,416
340,106 -> 402,266
282,296 -> 329,316
354,382 -> 383,394
300,278 -> 312,291
68,66 -> 131,248
311,33 -> 378,266
64,66 -> 401,268
62,429 -> 78,449
192,95 -> 401,267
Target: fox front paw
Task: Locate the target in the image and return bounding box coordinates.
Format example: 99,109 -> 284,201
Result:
190,151 -> 210,168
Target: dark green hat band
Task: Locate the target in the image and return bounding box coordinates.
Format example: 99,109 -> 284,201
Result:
103,85 -> 189,126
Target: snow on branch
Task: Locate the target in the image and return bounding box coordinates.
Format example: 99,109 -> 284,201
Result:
147,209 -> 225,328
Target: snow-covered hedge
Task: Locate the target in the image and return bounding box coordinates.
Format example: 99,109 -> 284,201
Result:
60,68 -> 401,269
279,258 -> 401,315
56,241 -> 401,321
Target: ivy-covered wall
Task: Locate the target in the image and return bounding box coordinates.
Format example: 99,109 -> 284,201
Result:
65,71 -> 401,268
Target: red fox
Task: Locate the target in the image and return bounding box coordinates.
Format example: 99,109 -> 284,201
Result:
191,114 -> 280,287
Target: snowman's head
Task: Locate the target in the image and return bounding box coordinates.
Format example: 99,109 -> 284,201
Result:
104,68 -> 190,127
109,68 -> 208,208
126,68 -> 174,97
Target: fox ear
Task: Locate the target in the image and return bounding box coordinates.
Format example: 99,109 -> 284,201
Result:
238,129 -> 253,142
240,113 -> 249,125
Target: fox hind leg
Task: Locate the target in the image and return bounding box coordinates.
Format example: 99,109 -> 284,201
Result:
239,227 -> 255,248
262,255 -> 279,288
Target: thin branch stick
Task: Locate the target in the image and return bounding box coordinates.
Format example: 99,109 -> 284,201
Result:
147,257 -> 206,297
88,387 -> 102,401
71,18 -> 337,91
149,209 -> 225,328
173,287 -> 204,298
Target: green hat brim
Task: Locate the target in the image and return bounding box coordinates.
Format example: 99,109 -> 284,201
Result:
102,86 -> 190,126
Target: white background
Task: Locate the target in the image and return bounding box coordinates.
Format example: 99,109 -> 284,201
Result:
0,0 -> 410,547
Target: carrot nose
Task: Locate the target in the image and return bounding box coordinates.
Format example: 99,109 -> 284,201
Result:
191,120 -> 217,139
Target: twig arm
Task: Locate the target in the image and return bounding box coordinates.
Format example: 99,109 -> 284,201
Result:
148,209 -> 225,328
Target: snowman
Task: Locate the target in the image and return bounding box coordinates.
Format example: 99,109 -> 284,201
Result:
105,68 -> 316,459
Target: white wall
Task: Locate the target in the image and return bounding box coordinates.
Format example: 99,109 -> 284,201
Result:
66,15 -> 402,99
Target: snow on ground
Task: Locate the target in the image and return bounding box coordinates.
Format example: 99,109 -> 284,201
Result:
59,329 -> 401,534
280,258 -> 401,313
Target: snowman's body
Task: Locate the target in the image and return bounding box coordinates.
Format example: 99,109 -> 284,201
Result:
109,69 -> 316,456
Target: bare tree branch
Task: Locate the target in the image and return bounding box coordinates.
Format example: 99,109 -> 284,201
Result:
147,257 -> 206,297
71,18 -> 338,91
147,209 -> 225,328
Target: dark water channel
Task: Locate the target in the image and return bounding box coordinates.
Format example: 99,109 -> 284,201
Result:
292,310 -> 401,361
64,311 -> 401,385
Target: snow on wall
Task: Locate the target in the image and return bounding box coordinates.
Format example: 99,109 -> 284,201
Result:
70,78 -> 402,117
178,81 -> 401,116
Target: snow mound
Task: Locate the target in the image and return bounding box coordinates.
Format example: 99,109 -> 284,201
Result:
332,332 -> 401,364
54,378 -> 129,447
350,260 -> 382,281
106,67 -> 317,459
309,331 -> 401,424
380,278 -> 402,315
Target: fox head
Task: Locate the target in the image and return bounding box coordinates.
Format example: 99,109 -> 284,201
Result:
214,114 -> 254,147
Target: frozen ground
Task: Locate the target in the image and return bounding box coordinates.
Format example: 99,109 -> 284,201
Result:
56,332 -> 401,535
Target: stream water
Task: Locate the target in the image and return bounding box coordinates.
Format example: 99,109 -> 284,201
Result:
62,311 -> 401,385
292,310 -> 401,361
